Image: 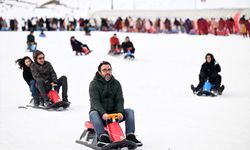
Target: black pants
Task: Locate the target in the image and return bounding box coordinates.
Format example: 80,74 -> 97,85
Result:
196,74 -> 221,91
36,76 -> 68,100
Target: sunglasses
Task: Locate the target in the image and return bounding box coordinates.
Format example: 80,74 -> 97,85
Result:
37,57 -> 44,60
101,68 -> 112,72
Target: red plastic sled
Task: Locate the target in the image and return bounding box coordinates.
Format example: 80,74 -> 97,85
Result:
76,113 -> 137,150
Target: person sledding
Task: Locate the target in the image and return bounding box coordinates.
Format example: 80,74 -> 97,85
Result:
191,53 -> 224,96
70,36 -> 91,56
88,61 -> 142,148
108,33 -> 121,55
121,36 -> 135,59
26,30 -> 37,52
30,50 -> 70,108
16,56 -> 40,106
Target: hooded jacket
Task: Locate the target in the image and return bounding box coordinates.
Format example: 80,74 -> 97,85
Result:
89,72 -> 124,116
200,53 -> 221,79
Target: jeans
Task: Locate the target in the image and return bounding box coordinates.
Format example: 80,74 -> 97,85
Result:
29,80 -> 38,97
89,109 -> 135,138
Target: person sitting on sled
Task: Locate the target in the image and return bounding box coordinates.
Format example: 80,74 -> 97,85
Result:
121,36 -> 135,58
16,56 -> 40,106
191,53 -> 224,95
89,61 -> 142,147
70,36 -> 91,56
109,33 -> 121,54
27,30 -> 37,52
31,50 -> 70,108
121,36 -> 135,54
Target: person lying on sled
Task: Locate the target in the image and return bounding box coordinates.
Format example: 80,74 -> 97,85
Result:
89,61 -> 143,147
70,36 -> 91,56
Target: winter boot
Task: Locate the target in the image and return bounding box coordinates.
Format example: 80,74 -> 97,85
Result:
33,97 -> 40,107
62,96 -> 71,105
126,133 -> 143,147
97,134 -> 111,147
44,99 -> 52,108
218,85 -> 225,95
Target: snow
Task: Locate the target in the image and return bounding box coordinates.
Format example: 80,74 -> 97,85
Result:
0,31 -> 250,150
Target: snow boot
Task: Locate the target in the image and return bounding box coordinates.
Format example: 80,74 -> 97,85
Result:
97,134 -> 111,147
218,85 -> 225,95
126,133 -> 143,147
44,99 -> 52,108
62,96 -> 71,105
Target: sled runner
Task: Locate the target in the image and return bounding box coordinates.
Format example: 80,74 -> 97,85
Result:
75,113 -> 137,150
124,51 -> 135,60
191,80 -> 225,97
18,86 -> 70,111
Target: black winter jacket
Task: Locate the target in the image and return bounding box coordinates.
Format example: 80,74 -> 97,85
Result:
30,61 -> 57,84
27,34 -> 35,43
121,41 -> 135,53
23,67 -> 34,86
70,39 -> 84,52
89,72 -> 124,116
200,61 -> 221,79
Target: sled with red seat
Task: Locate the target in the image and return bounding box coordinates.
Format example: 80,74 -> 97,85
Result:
75,113 -> 137,150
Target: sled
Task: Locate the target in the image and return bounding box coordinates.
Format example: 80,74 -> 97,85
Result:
75,113 -> 137,150
124,51 -> 135,60
193,80 -> 224,97
46,86 -> 70,109
27,42 -> 37,52
18,86 -> 70,111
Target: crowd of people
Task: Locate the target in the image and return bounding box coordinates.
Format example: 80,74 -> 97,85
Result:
1,15 -> 250,37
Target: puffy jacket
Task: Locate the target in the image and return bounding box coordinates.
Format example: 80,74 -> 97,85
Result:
30,61 -> 57,84
110,37 -> 120,46
89,72 -> 124,116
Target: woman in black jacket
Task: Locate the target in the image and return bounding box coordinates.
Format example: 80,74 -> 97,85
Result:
70,36 -> 90,55
191,53 -> 224,95
16,56 -> 39,106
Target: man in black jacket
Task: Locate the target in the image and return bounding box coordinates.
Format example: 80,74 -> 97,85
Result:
191,53 -> 224,95
31,50 -> 70,107
89,61 -> 142,147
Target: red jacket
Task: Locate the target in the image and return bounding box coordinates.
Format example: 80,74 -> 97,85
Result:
110,37 -> 120,46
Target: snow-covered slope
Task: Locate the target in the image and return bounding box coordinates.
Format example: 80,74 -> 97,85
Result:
0,31 -> 250,150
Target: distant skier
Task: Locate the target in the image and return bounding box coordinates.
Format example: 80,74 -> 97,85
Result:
109,33 -> 121,55
121,36 -> 135,59
27,30 -> 37,52
16,56 -> 40,106
31,50 -> 70,108
70,36 -> 91,55
89,61 -> 143,147
191,53 -> 224,95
